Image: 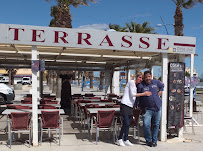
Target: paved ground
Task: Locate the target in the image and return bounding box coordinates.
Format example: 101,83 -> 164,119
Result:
0,84 -> 203,151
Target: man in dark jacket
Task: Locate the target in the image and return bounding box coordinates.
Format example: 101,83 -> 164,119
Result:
137,71 -> 164,147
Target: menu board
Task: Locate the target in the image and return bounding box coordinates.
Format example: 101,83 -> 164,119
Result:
167,62 -> 185,129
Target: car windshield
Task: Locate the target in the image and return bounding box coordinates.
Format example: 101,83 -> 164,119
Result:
23,78 -> 29,80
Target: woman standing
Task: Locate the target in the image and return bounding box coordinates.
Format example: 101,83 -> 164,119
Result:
117,72 -> 152,146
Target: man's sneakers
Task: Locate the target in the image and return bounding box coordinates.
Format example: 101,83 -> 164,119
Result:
117,139 -> 125,147
152,142 -> 157,147
146,142 -> 153,147
146,142 -> 157,147
124,140 -> 133,146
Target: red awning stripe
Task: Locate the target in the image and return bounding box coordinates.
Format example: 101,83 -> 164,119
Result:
174,43 -> 195,47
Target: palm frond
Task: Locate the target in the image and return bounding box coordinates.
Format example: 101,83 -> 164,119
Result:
182,0 -> 196,9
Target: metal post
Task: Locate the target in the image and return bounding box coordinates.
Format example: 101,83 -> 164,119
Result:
112,71 -> 120,96
178,54 -> 185,137
189,54 -> 194,117
150,66 -> 154,79
32,46 -> 38,146
160,53 -> 168,141
81,72 -> 84,92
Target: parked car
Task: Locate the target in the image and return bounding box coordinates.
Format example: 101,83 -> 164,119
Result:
184,86 -> 190,93
22,77 -> 32,85
0,76 -> 9,84
0,83 -> 15,104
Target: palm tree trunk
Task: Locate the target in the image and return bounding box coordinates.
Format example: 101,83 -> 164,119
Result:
83,71 -> 86,86
8,70 -> 12,85
89,71 -> 93,88
99,72 -> 105,90
174,5 -> 184,36
78,71 -> 81,86
56,3 -> 72,28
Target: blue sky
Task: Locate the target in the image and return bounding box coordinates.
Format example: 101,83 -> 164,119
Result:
0,0 -> 202,77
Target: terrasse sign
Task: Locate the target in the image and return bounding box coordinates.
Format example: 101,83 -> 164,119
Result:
0,24 -> 196,54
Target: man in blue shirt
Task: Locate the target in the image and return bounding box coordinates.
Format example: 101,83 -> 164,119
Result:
137,71 -> 164,147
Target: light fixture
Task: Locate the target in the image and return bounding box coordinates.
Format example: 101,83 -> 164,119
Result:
0,50 -> 16,53
103,55 -> 151,59
86,61 -> 106,64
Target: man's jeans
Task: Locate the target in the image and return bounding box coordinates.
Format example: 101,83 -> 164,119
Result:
118,115 -> 132,141
142,108 -> 161,143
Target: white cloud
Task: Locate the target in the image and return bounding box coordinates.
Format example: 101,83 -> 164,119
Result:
77,24 -> 109,30
128,13 -> 152,19
192,25 -> 203,29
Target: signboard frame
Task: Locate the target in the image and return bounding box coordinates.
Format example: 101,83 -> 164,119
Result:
167,62 -> 185,129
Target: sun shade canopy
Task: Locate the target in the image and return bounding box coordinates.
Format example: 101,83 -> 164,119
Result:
0,24 -> 196,71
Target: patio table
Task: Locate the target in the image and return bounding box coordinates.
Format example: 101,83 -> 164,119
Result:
10,104 -> 61,109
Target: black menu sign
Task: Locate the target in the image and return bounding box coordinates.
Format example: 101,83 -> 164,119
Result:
167,62 -> 185,129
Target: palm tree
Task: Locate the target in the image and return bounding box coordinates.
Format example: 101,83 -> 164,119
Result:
172,0 -> 203,36
45,1 -> 96,113
6,69 -> 17,85
109,23 -> 127,32
125,21 -> 156,34
88,71 -> 94,88
46,0 -> 95,28
109,21 -> 156,34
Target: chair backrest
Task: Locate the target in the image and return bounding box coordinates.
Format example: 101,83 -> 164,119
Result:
44,100 -> 58,104
11,112 -> 30,130
40,99 -> 45,104
77,100 -> 91,107
130,108 -> 141,126
15,105 -> 30,109
100,99 -> 113,103
72,97 -> 83,100
41,111 -> 59,128
24,97 -> 32,101
89,97 -> 101,99
105,104 -> 115,108
43,105 -> 57,109
7,105 -> 21,109
107,93 -> 117,98
43,97 -> 56,101
97,110 -> 115,128
78,100 -> 92,103
84,104 -> 98,117
113,105 -> 120,108
39,105 -> 57,109
85,93 -> 94,97
72,94 -> 82,97
21,100 -> 32,104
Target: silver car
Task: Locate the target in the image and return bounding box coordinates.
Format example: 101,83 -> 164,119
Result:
0,83 -> 15,104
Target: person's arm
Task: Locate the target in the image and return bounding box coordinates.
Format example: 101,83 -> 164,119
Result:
136,91 -> 152,97
156,80 -> 164,96
129,81 -> 137,98
136,83 -> 152,97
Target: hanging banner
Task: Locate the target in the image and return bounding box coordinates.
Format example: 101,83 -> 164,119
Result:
31,60 -> 39,72
167,62 -> 185,129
